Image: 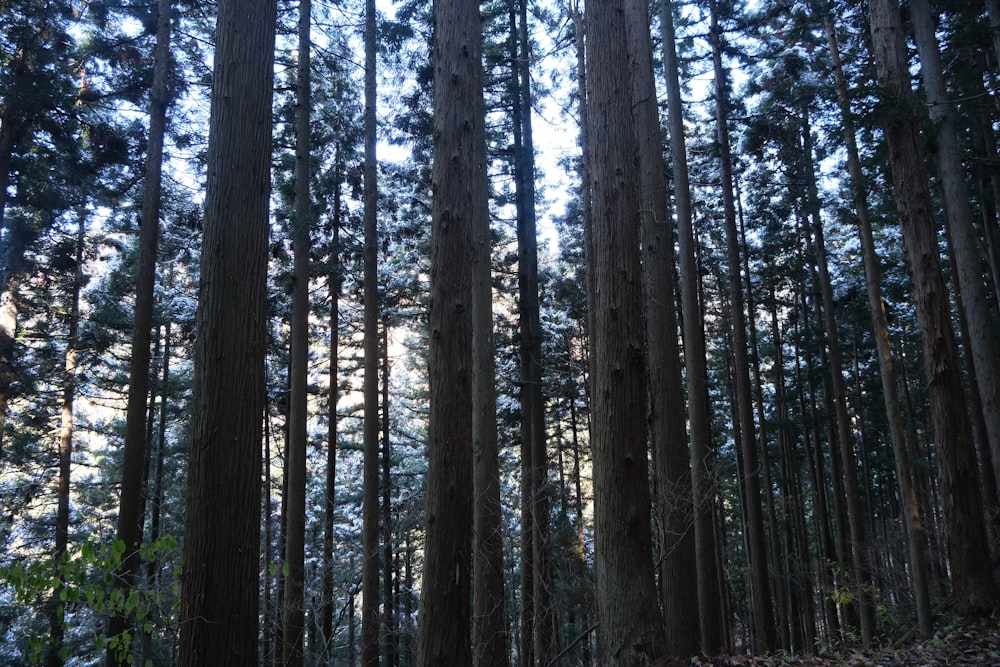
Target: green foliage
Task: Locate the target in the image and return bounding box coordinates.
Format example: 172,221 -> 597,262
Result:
0,536 -> 180,664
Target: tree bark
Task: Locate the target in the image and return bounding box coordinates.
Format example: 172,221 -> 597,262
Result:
910,0 -> 1000,521
626,0 -> 698,657
283,0 -> 313,663
177,0 -> 276,662
868,0 -> 1000,618
47,217 -> 84,667
820,4 -> 932,637
360,0 -> 381,659
413,0 -> 485,661
708,0 -> 776,651
108,2 -> 170,661
472,17 -> 506,661
584,0 -> 664,662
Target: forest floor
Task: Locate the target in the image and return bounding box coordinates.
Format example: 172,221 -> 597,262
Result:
672,617 -> 1000,666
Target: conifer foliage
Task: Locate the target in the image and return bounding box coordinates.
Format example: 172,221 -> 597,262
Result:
2,0 -> 1000,665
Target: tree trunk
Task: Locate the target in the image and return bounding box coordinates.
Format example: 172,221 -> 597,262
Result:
800,108 -> 874,646
911,0 -> 1000,518
108,2 -> 170,660
177,0 -> 276,662
382,318 -> 397,667
868,0 -> 1000,617
283,0 -> 313,664
626,0 -> 698,657
46,217 -> 84,667
360,0 -> 381,659
508,1 -> 553,661
708,0 -> 776,651
413,0 -> 485,660
584,0 -> 664,662
792,306 -> 839,643
322,153 -> 344,664
472,17 -> 506,661
820,4 -> 932,637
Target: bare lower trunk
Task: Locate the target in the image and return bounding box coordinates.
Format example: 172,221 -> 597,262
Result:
869,0 -> 1000,617
177,0 -> 276,662
413,0 -> 486,660
584,0 -> 665,662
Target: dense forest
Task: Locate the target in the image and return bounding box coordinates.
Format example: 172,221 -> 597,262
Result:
1,0 -> 1000,665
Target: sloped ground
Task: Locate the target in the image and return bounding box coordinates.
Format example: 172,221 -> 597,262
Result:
672,618 -> 1000,666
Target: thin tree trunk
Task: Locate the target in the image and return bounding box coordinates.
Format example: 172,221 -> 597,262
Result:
793,291 -> 840,642
472,18 -> 506,661
508,1 -> 552,661
322,153 -> 344,664
382,319 -> 397,667
768,289 -> 813,652
868,0 -> 1000,617
708,0 -> 775,650
108,3 -> 170,661
742,207 -> 789,651
46,217 -> 84,667
360,0 -> 381,659
283,0 -> 313,663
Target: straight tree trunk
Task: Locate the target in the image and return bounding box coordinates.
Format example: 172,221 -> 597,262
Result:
108,3 -> 170,661
792,307 -> 839,642
360,0 -> 381,659
910,0 -> 1000,512
508,1 -> 553,660
472,22 -> 506,662
177,0 -> 276,662
381,319 -> 397,667
322,154 -> 344,663
868,0 -> 1000,618
708,0 -> 776,651
584,0 -> 664,662
626,0 -> 698,657
768,289 -> 814,652
283,0 -> 313,663
821,5 -> 932,637
47,217 -> 84,667
800,109 -> 874,647
413,0 -> 486,661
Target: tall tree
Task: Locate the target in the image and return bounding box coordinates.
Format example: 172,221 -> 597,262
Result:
508,0 -> 554,661
361,0 -> 382,658
909,0 -> 1000,503
177,0 -> 277,663
584,0 -> 664,662
868,0 -> 1000,618
624,0 -> 698,657
412,0 -> 486,660
107,1 -> 171,661
322,152 -> 344,663
471,52 -> 506,665
472,8 -> 506,662
47,217 -> 85,667
708,0 -> 776,650
659,0 -> 721,654
820,3 -> 932,637
282,0 -> 313,663
801,108 -> 874,647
